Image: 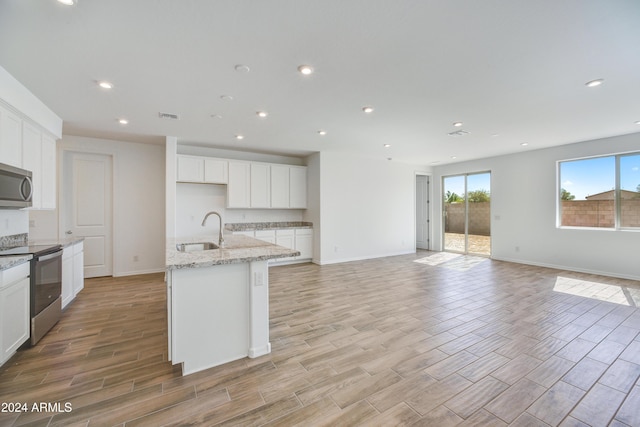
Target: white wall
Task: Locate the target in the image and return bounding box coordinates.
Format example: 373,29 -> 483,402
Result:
30,135 -> 166,276
317,151 -> 423,264
0,210 -> 29,238
432,132 -> 640,280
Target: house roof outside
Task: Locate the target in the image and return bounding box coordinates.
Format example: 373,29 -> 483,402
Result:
585,189 -> 639,200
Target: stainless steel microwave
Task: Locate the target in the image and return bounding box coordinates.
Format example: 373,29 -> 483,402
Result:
0,162 -> 33,208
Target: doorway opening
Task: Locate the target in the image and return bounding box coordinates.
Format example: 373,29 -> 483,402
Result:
416,174 -> 430,250
443,171 -> 491,256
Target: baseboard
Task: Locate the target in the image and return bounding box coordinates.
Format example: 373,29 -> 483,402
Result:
316,250 -> 416,266
113,267 -> 165,278
491,255 -> 640,281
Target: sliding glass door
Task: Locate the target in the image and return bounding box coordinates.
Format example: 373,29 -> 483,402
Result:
443,172 -> 491,256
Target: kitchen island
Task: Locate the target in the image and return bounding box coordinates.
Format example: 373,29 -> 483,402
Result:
166,234 -> 298,375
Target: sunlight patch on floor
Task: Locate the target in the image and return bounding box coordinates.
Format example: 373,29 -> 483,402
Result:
414,253 -> 488,271
554,276 -> 640,307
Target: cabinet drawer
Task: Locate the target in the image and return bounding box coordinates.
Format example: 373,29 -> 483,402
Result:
295,228 -> 313,236
255,230 -> 276,239
0,262 -> 30,289
275,229 -> 294,237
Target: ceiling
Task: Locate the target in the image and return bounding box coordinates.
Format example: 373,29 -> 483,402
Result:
1,0 -> 639,165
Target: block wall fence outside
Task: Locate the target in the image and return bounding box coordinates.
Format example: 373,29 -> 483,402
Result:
444,202 -> 491,236
562,200 -> 640,228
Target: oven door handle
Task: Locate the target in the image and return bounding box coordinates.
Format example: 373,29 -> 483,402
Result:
37,249 -> 63,261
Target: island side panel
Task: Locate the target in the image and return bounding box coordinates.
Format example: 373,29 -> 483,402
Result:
170,263 -> 250,375
249,260 -> 270,358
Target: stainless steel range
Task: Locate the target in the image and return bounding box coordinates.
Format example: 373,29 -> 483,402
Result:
0,244 -> 63,345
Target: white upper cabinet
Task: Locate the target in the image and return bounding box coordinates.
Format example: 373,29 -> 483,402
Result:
227,161 -> 251,208
1,67 -> 61,210
22,121 -> 42,208
250,163 -> 270,208
289,166 -> 307,209
176,154 -> 306,209
20,122 -> 57,210
203,158 -> 228,184
270,164 -> 290,208
40,133 -> 56,209
0,105 -> 23,168
177,155 -> 204,182
177,155 -> 228,184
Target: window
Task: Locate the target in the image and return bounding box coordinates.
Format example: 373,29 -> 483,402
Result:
620,153 -> 640,228
559,152 -> 640,229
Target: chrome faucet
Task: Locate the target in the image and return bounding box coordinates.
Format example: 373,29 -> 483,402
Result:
201,211 -> 225,247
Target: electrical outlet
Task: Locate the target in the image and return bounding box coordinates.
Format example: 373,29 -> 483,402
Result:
254,272 -> 264,286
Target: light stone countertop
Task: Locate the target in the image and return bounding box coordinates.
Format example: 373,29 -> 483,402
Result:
0,255 -> 32,271
166,234 -> 299,270
224,221 -> 313,232
29,237 -> 85,249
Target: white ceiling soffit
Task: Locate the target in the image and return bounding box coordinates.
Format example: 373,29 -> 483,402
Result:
1,0 -> 639,165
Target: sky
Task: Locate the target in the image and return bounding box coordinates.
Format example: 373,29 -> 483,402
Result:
443,172 -> 491,199
442,153 -> 640,201
561,154 -> 640,200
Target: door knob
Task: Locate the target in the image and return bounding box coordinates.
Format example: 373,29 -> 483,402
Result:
65,230 -> 73,235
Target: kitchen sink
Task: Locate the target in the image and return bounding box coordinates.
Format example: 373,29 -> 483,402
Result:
175,242 -> 219,252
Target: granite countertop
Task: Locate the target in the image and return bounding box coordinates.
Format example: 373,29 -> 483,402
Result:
167,234 -> 300,270
224,221 -> 313,232
0,255 -> 32,271
29,237 -> 85,248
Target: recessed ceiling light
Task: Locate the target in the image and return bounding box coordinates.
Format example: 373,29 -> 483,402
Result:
383,144 -> 391,148
235,134 -> 244,140
451,156 -> 457,159
362,106 -> 374,114
430,161 -> 440,165
98,81 -> 113,89
521,142 -> 529,146
585,79 -> 604,87
57,0 -> 76,5
118,118 -> 128,125
635,120 -> 640,125
234,64 -> 250,73
453,122 -> 463,127
491,134 -> 500,137
317,130 -> 327,136
386,158 -> 392,161
297,65 -> 314,75
256,111 -> 268,118
211,114 -> 222,119
220,95 -> 233,101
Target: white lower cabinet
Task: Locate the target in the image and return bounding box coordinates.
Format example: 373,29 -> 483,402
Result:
61,246 -> 74,308
294,229 -> 313,260
61,241 -> 84,309
73,242 -> 84,296
0,262 -> 30,366
235,228 -> 313,264
254,230 -> 275,244
275,230 -> 295,263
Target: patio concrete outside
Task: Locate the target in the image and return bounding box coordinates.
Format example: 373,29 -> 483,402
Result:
444,232 -> 491,256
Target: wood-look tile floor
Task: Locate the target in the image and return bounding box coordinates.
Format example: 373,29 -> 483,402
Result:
1,252 -> 640,426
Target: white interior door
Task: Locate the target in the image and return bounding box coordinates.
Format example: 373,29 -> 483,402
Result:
416,175 -> 430,250
64,152 -> 113,278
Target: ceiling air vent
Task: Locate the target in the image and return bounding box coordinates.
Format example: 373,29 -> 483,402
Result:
158,112 -> 180,120
448,130 -> 470,137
